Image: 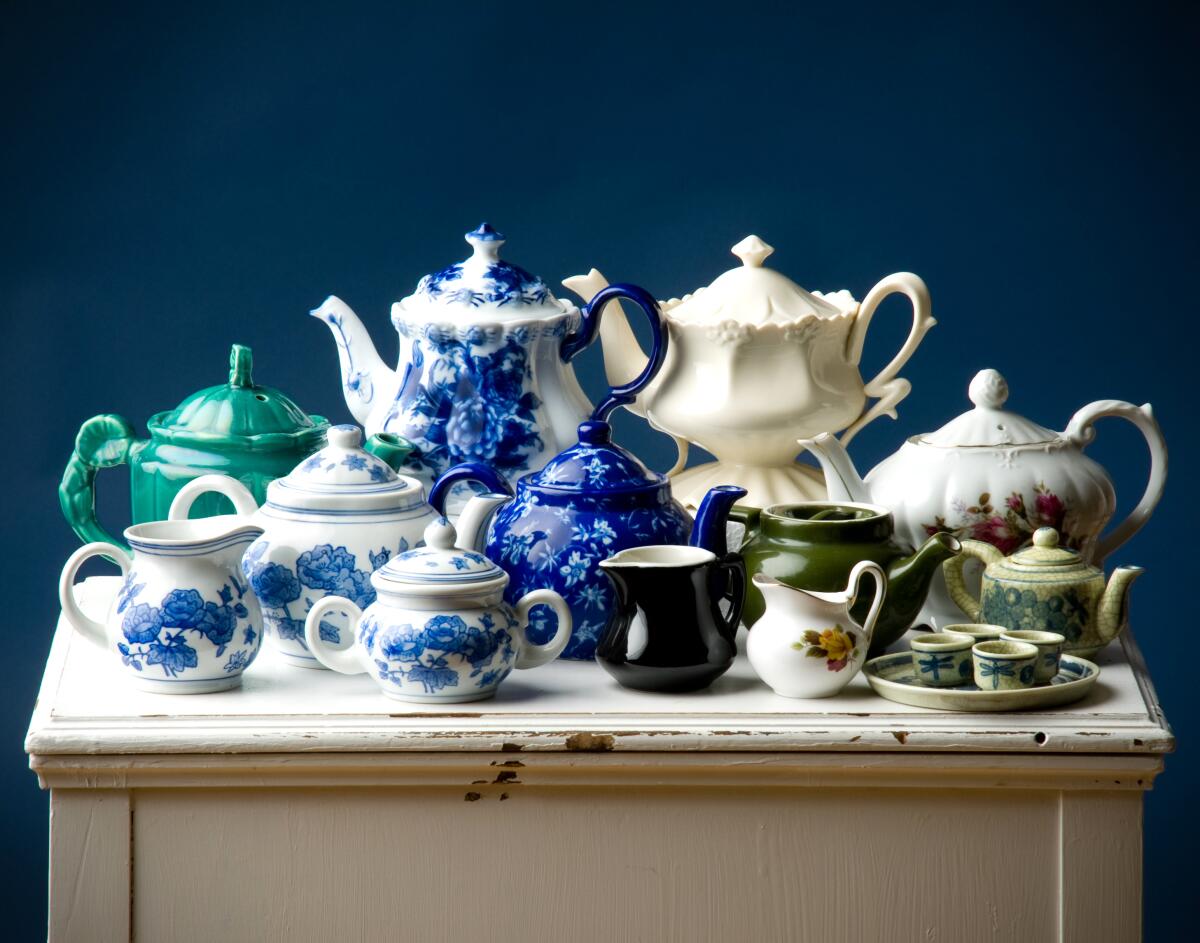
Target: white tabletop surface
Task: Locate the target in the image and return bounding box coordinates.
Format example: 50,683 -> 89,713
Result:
26,577 -> 1173,757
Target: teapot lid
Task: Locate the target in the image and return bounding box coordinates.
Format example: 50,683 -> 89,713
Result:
268,425 -> 426,512
665,236 -> 854,327
917,369 -> 1059,448
523,420 -> 668,496
375,517 -> 506,593
1004,527 -> 1088,571
148,345 -> 329,451
395,223 -> 571,320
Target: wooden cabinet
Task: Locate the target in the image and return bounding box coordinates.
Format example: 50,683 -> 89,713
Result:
28,578 -> 1172,942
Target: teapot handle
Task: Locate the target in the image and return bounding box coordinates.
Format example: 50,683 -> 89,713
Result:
942,539 -> 1003,621
428,462 -> 514,517
59,414 -> 140,551
561,284 -> 667,423
59,540 -> 133,649
839,272 -> 936,445
513,589 -> 573,668
304,596 -> 366,675
168,474 -> 261,521
1063,400 -> 1168,562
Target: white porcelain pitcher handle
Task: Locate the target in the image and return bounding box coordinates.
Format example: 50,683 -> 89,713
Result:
59,541 -> 132,649
839,272 -> 936,445
304,596 -> 365,674
168,474 -> 260,521
845,560 -> 887,645
513,589 -> 573,668
1063,399 -> 1167,562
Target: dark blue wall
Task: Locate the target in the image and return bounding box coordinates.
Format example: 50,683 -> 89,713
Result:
3,1 -> 1195,936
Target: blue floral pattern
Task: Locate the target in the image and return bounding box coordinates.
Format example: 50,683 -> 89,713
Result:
370,609 -> 517,696
115,576 -> 257,678
982,585 -> 1091,642
489,491 -> 691,660
243,538 -> 410,652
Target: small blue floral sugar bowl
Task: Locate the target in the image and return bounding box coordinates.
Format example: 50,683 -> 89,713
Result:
303,518 -> 572,702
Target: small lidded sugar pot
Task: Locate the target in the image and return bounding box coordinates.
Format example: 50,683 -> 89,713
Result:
944,527 -> 1144,658
168,425 -> 436,668
303,518 -> 571,702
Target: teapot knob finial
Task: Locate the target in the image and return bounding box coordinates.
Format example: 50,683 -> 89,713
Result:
968,369 -> 1009,410
327,424 -> 362,450
731,235 -> 774,268
424,517 -> 458,550
228,344 -> 254,389
465,222 -> 505,261
1033,527 -> 1059,549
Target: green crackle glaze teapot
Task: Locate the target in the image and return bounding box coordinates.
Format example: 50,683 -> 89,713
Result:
60,345 -> 337,551
944,527 -> 1144,658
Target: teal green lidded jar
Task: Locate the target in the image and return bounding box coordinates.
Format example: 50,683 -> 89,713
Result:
60,344 -> 330,550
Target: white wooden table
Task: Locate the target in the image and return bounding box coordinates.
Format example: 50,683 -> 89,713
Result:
27,577 -> 1173,942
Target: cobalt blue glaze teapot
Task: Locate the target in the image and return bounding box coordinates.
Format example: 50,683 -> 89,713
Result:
430,407 -> 748,660
312,223 -> 665,495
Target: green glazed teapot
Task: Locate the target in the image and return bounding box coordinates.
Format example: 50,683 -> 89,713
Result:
735,502 -> 961,657
944,527 -> 1144,658
60,345 -> 333,551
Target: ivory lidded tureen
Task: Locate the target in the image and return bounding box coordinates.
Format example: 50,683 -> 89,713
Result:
566,236 -> 935,509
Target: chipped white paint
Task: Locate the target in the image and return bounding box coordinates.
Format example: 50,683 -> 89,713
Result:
28,578 -> 1169,942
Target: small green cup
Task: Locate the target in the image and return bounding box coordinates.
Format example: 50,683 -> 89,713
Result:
972,640 -> 1038,691
910,632 -> 974,687
1001,630 -> 1065,683
942,623 -> 1006,644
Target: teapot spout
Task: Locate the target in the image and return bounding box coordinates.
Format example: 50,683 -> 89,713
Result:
798,433 -> 872,503
689,485 -> 748,555
886,532 -> 962,627
1097,565 -> 1145,644
562,269 -> 652,416
310,295 -> 397,427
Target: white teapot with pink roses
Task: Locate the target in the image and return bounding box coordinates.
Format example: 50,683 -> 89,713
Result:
800,369 -> 1167,630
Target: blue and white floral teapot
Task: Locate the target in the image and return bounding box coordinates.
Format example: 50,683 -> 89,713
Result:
311,223 -> 664,492
429,388 -> 748,660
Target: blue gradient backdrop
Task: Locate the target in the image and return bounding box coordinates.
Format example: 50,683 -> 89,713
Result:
2,1 -> 1195,937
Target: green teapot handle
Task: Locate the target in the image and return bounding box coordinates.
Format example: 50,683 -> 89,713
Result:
59,414 -> 139,552
725,506 -> 761,550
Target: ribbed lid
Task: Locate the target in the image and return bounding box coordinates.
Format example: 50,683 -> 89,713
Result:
918,369 -> 1059,448
267,425 -> 426,512
1005,528 -> 1086,570
394,223 -> 569,319
666,236 -> 853,326
149,344 -> 328,449
374,518 -> 505,592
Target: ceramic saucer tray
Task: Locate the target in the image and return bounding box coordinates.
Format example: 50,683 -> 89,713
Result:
863,652 -> 1100,712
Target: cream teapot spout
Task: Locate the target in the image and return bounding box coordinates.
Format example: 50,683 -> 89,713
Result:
562,269 -> 652,416
798,433 -> 873,503
1097,565 -> 1145,645
310,295 -> 399,427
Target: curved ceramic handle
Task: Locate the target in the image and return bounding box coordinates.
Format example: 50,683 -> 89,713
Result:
942,539 -> 1004,620
59,541 -> 132,649
715,555 -> 747,636
512,589 -> 572,668
1062,400 -> 1167,562
303,596 -> 365,674
428,462 -> 513,518
839,272 -> 936,445
168,474 -> 261,521
562,284 -> 667,423
845,560 -> 887,644
59,414 -> 140,550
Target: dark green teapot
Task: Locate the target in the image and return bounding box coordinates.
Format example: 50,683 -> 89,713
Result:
60,345 -> 334,550
735,502 -> 961,656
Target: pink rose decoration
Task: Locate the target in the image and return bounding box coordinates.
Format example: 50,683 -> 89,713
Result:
1035,492 -> 1065,530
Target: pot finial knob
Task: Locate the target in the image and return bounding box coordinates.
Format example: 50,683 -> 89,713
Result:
465,222 -> 505,262
731,235 -> 774,268
968,369 -> 1009,410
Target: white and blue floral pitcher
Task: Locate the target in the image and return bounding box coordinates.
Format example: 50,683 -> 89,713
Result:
311,223 -> 664,491
59,516 -> 265,693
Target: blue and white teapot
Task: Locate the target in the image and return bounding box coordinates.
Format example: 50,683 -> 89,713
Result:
311,223 -> 664,491
429,393 -> 748,661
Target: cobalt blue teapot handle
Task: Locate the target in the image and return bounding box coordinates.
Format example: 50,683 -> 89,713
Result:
560,283 -> 667,423
428,462 -> 514,517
